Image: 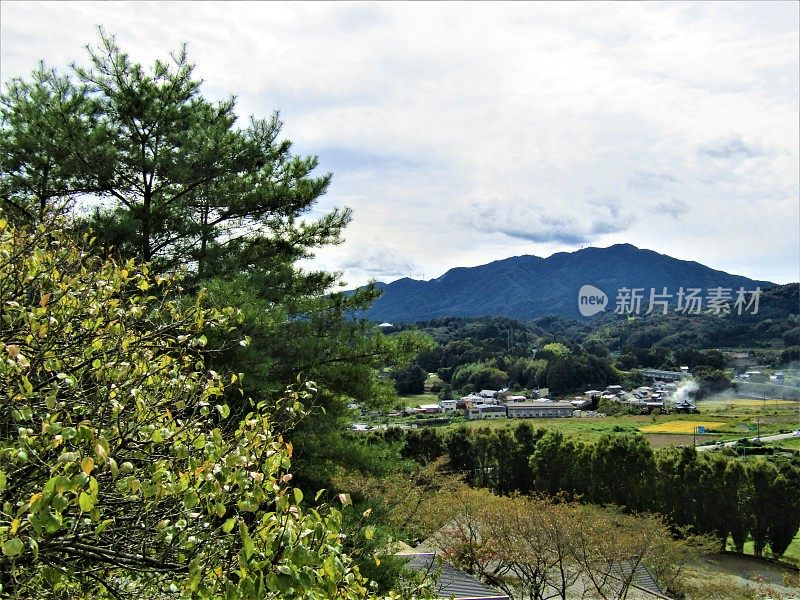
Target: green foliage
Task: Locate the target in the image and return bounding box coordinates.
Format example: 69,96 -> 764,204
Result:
0,30 -> 439,495
416,486 -> 707,600
781,345 -> 800,365
0,64 -> 101,225
545,352 -> 620,395
397,423 -> 800,561
409,317 -> 538,378
537,342 -> 570,360
744,458 -> 800,558
451,361 -> 508,392
2,30 -> 346,275
585,287 -> 799,352
596,397 -> 638,416
614,352 -> 638,370
393,364 -> 427,395
620,368 -> 645,388
0,217 -> 371,598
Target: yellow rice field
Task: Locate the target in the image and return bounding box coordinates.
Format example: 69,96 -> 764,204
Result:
702,398 -> 799,407
640,421 -> 727,434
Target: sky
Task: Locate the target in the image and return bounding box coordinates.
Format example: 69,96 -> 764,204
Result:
2,1 -> 799,286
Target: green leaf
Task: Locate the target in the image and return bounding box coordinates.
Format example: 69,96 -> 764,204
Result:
183,488 -> 199,509
40,511 -> 62,533
2,538 -> 23,558
79,492 -> 95,512
293,488 -> 303,505
57,451 -> 78,464
239,521 -> 255,560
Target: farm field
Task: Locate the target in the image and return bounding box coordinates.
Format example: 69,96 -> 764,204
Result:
701,397 -> 800,414
640,420 -> 727,434
389,395 -> 800,448
642,433 -> 710,448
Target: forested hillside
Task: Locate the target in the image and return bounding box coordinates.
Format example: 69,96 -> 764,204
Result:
387,291 -> 799,397
362,244 -> 776,322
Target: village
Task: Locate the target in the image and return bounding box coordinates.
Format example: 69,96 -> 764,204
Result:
348,372 -> 707,431
411,378 -> 696,422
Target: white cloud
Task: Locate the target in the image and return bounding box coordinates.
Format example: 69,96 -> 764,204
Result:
2,1 -> 797,286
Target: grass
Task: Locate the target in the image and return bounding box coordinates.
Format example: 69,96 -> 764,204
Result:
765,437 -> 800,451
785,530 -> 800,566
640,420 -> 727,434
399,393 -> 440,408
444,416 -> 641,441
726,529 -> 800,568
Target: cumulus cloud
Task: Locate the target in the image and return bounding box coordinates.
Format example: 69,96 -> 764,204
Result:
454,200 -> 635,245
340,243 -> 421,281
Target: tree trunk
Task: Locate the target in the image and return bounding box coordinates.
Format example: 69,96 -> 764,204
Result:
142,191 -> 151,262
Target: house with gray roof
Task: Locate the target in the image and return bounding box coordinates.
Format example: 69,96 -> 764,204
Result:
506,401 -> 573,418
399,553 -> 509,600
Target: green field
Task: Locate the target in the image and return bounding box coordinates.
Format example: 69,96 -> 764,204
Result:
399,393 -> 441,407
391,395 -> 800,448
766,437 -> 800,451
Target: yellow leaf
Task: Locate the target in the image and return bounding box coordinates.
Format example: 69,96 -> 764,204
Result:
10,518 -> 20,535
81,456 -> 94,476
39,293 -> 51,308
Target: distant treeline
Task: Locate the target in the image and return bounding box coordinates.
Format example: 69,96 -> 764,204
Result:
389,316 -> 735,396
388,302 -> 799,396
386,424 -> 800,559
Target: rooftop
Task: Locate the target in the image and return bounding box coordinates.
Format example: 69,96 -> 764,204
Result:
507,401 -> 574,409
399,553 -> 509,600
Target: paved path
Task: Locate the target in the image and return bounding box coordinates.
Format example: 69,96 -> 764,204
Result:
696,432 -> 799,452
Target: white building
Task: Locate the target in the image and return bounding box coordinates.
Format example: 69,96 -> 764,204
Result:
506,402 -> 573,419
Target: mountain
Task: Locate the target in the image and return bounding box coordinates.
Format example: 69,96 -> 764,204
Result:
359,244 -> 776,322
